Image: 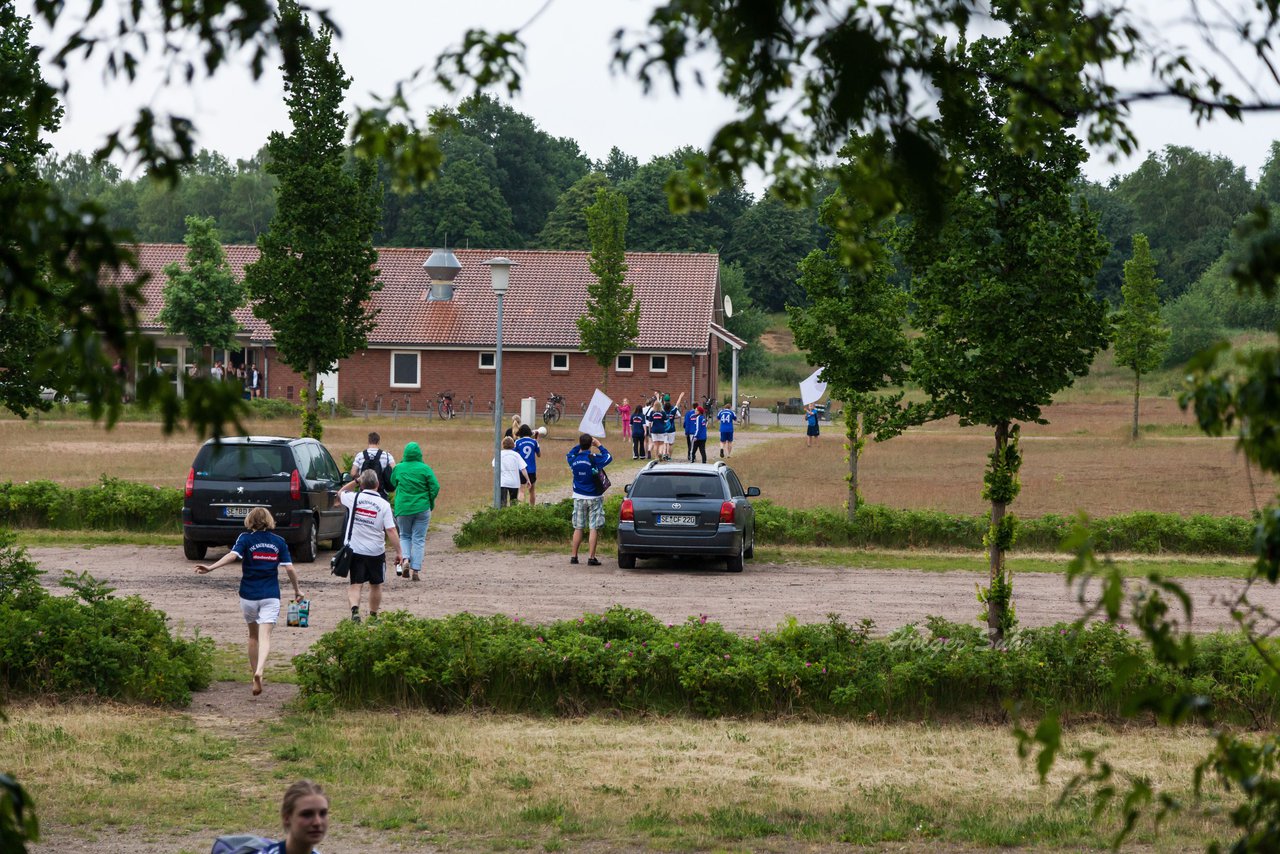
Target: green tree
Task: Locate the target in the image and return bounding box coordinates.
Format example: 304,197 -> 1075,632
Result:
576,187 -> 639,388
602,146 -> 638,184
1113,233 -> 1171,439
538,172 -> 612,250
157,216 -> 246,369
1161,287 -> 1227,366
220,152 -> 278,243
450,94 -> 591,244
621,147 -> 729,251
1112,146 -> 1253,301
378,131 -> 517,248
0,0 -> 64,420
900,10 -> 1109,644
725,196 -> 822,310
717,262 -> 768,377
1077,179 -> 1136,305
791,187 -> 914,518
245,0 -> 382,439
1257,141 -> 1280,208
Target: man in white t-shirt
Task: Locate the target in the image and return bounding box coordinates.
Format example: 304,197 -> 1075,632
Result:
335,470 -> 403,623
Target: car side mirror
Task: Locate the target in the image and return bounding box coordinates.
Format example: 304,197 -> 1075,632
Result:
746,486 -> 761,497
623,483 -> 631,495
341,472 -> 353,485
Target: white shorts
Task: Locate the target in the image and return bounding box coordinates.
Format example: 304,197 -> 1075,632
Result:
655,434 -> 673,446
240,597 -> 281,625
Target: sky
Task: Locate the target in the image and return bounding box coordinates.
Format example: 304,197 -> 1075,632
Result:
24,0 -> 1280,189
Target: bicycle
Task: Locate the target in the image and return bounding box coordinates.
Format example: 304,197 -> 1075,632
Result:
437,390 -> 456,420
738,395 -> 755,425
543,392 -> 565,425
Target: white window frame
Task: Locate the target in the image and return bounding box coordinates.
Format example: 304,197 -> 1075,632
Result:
616,354 -> 634,373
478,351 -> 496,370
650,354 -> 668,374
551,353 -> 570,372
389,351 -> 421,388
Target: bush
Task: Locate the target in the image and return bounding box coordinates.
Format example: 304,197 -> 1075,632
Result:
0,530 -> 212,704
0,477 -> 181,532
454,496 -> 625,548
293,606 -> 1278,723
460,497 -> 1252,555
1162,288 -> 1228,366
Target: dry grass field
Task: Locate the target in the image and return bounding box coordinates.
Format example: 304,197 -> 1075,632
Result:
13,702 -> 1234,851
728,397 -> 1273,517
0,414 -> 577,523
2,394 -> 1271,520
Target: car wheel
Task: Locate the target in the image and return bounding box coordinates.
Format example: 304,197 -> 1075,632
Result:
725,539 -> 744,573
617,549 -> 636,569
295,516 -> 318,563
183,537 -> 207,560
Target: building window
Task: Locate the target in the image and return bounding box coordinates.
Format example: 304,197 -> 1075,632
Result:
616,354 -> 633,373
551,353 -> 569,372
390,351 -> 420,388
478,352 -> 495,370
650,354 -> 667,373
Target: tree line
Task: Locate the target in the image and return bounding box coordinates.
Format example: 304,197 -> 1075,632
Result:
41,105 -> 1280,382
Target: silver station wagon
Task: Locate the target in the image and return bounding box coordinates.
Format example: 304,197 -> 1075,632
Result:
616,461 -> 761,572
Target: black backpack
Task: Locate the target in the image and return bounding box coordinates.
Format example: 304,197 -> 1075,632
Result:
360,449 -> 391,497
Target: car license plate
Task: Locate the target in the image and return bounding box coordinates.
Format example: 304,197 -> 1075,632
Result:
223,506 -> 252,518
657,514 -> 697,526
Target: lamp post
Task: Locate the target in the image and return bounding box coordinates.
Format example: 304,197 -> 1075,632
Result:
487,258 -> 516,509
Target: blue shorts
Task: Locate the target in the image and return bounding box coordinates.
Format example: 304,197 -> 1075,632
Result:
720,431 -> 734,442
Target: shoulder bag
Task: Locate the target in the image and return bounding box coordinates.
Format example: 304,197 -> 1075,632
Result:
330,492 -> 361,578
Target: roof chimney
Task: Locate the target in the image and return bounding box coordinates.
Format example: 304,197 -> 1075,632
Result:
423,247 -> 461,301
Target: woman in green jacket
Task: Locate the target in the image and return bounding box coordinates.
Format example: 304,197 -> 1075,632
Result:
389,441 -> 441,581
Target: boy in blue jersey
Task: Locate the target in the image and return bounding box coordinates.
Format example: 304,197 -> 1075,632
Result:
683,406 -> 698,461
630,407 -> 647,459
567,433 -> 613,565
514,424 -> 542,506
692,405 -> 709,463
717,401 -> 737,458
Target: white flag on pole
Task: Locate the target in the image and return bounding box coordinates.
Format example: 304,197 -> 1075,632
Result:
799,368 -> 828,405
578,388 -> 614,438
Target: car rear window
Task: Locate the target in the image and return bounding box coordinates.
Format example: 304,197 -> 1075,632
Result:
194,444 -> 294,480
630,472 -> 726,500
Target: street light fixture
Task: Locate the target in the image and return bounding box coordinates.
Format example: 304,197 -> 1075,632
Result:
487,258 -> 516,509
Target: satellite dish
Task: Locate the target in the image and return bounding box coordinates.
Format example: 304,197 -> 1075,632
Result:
723,294 -> 734,319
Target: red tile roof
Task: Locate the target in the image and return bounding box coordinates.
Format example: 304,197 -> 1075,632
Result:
121,244 -> 720,352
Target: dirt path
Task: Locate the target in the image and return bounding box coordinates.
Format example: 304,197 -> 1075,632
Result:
31,541 -> 1269,669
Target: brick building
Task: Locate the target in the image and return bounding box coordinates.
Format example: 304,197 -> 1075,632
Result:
127,244 -> 737,416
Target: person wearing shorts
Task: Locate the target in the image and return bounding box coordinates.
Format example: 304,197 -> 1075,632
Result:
194,506 -> 301,696
336,470 -> 403,623
515,424 -> 542,505
717,402 -> 737,458
646,396 -> 663,460
567,433 -> 613,566
805,403 -> 821,447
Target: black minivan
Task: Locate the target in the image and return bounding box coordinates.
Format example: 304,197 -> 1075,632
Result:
182,436 -> 350,562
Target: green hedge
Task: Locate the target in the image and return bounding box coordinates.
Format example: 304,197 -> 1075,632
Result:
293,607 -> 1277,723
0,530 -> 212,705
0,477 -> 181,532
455,498 -> 1255,555
454,497 -> 624,547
